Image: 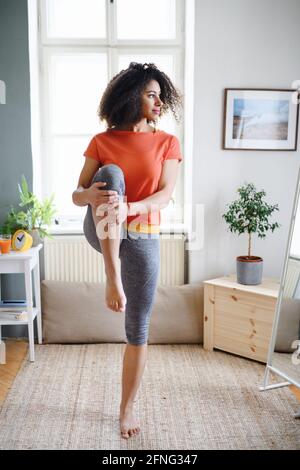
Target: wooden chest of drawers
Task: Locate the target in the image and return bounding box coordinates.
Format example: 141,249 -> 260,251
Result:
203,275 -> 280,363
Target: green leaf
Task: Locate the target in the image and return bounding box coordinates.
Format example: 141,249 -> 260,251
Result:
1,175 -> 57,238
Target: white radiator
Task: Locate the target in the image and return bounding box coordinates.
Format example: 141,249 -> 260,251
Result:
44,235 -> 186,285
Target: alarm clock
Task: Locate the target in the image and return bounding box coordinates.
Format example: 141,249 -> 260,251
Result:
11,230 -> 33,252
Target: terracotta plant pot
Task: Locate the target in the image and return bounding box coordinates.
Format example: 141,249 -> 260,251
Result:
236,255 -> 263,285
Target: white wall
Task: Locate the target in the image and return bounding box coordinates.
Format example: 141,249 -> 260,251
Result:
189,0 -> 300,283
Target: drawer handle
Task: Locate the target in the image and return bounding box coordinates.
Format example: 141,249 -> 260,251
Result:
209,298 -> 215,305
231,295 -> 238,301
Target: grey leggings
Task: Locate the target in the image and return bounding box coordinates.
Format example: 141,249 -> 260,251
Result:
83,164 -> 160,346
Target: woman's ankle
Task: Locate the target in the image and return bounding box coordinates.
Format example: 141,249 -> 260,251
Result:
106,273 -> 121,282
120,401 -> 134,415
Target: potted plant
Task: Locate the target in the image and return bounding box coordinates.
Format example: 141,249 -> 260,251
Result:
222,182 -> 280,285
1,175 -> 57,246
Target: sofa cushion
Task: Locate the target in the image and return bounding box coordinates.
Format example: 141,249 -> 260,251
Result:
41,281 -> 125,343
41,281 -> 203,344
274,298 -> 300,353
149,283 -> 203,343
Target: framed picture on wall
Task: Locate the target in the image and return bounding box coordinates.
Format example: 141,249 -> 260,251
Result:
223,88 -> 299,150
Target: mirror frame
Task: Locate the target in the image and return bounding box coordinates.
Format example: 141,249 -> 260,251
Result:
261,164 -> 300,391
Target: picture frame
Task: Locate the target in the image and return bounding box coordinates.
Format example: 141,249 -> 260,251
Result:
223,88 -> 299,151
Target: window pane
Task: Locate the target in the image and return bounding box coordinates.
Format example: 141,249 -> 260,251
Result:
49,53 -> 107,135
49,136 -> 92,217
117,0 -> 176,40
46,0 -> 106,38
118,54 -> 177,133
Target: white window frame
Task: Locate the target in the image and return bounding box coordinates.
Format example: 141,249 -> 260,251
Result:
40,0 -> 184,47
29,0 -> 194,236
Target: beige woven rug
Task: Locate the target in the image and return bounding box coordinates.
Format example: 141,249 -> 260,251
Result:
0,344 -> 299,450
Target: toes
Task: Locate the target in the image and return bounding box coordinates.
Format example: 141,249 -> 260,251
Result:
118,300 -> 126,312
130,427 -> 140,437
121,426 -> 130,439
120,426 -> 139,438
109,300 -> 126,312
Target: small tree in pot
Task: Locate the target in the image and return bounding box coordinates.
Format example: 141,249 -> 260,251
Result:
222,182 -> 280,285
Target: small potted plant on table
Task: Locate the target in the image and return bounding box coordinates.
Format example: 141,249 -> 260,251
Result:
1,175 -> 57,246
222,182 -> 280,285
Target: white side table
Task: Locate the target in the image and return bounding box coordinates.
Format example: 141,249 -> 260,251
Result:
0,244 -> 43,364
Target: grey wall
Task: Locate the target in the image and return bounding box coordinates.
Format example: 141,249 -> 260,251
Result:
189,0 -> 300,282
0,0 -> 34,336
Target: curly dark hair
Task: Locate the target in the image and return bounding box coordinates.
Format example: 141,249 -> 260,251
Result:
98,62 -> 183,128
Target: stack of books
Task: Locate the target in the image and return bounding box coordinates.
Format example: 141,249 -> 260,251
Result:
0,309 -> 28,321
0,301 -> 28,321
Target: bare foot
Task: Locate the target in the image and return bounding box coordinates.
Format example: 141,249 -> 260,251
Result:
106,277 -> 127,312
119,408 -> 140,439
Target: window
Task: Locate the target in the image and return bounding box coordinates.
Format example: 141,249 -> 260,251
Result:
39,0 -> 185,228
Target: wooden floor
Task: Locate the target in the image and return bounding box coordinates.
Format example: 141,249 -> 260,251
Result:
0,339 -> 28,404
0,340 -> 300,407
290,385 -> 300,402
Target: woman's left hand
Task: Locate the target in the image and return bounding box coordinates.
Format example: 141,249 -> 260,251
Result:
96,198 -> 128,225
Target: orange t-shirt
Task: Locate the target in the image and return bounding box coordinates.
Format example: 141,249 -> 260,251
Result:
83,128 -> 183,233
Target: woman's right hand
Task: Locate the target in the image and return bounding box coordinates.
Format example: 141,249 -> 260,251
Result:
85,182 -> 119,209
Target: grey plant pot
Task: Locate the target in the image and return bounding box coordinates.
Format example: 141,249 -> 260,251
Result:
28,229 -> 42,247
236,256 -> 263,285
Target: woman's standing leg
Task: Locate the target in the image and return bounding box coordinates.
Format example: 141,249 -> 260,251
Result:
83,164 -> 127,312
119,233 -> 160,438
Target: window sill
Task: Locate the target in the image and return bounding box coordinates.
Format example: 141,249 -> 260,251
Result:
49,222 -> 189,236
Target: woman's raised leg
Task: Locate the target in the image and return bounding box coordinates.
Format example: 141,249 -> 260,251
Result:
83,164 -> 127,312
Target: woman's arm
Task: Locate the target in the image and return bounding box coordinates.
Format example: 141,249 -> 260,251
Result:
72,157 -> 101,206
127,160 -> 180,216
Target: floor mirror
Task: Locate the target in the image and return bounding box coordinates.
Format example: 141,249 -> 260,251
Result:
260,165 -> 300,418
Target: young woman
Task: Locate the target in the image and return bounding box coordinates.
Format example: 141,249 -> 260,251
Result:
72,62 -> 183,439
